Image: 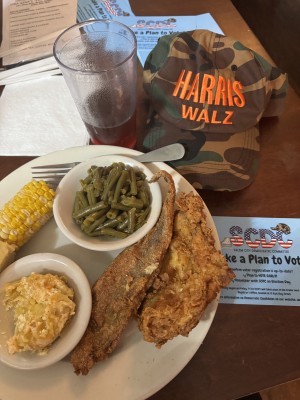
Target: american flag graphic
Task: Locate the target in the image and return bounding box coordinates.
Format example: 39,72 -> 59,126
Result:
228,224 -> 294,250
278,240 -> 293,249
260,238 -> 277,248
229,226 -> 244,246
259,229 -> 277,248
244,228 -> 260,249
230,235 -> 244,246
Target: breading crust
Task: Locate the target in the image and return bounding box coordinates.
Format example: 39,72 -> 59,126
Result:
137,192 -> 235,347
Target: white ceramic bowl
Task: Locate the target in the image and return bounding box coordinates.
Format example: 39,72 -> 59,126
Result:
0,253 -> 92,370
53,155 -> 162,251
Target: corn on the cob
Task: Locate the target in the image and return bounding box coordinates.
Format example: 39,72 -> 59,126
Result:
0,180 -> 55,252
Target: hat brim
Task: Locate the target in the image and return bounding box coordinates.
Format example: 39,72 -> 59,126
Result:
142,110 -> 260,191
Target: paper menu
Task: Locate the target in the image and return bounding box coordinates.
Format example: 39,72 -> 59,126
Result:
0,0 -> 77,66
214,217 -> 300,306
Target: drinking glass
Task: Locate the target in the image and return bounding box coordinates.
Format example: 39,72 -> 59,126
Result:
54,19 -> 137,148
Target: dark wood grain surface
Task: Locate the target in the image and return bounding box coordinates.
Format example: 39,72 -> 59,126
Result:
232,0 -> 300,97
1,1 -> 300,399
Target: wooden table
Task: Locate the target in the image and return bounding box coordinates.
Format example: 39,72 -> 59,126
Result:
1,1 -> 300,399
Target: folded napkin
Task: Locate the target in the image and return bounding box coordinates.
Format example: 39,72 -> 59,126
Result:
0,76 -> 89,156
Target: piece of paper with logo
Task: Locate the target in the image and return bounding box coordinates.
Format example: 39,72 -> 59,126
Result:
77,0 -> 134,21
76,2 -> 224,66
0,0 -> 77,66
213,217 -> 300,306
114,14 -> 224,66
113,13 -> 223,66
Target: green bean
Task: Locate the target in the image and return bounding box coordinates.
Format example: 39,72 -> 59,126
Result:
80,173 -> 93,188
128,166 -> 137,196
135,220 -> 147,231
117,217 -> 128,231
82,215 -> 95,228
138,186 -> 150,207
120,185 -> 130,195
101,167 -> 122,202
93,187 -> 101,198
88,165 -> 97,173
113,170 -> 129,204
136,206 -> 151,225
76,190 -> 89,208
127,207 -> 136,234
111,202 -> 131,211
121,196 -> 144,209
86,184 -> 97,205
73,200 -> 108,219
106,208 -> 119,220
136,171 -> 146,181
98,227 -> 128,238
136,180 -> 142,188
82,208 -> 109,227
92,167 -> 104,190
72,162 -> 153,239
73,193 -> 82,215
107,191 -> 114,204
93,217 -> 120,232
85,214 -> 108,234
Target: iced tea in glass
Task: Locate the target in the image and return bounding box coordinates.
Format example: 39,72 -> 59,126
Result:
53,19 -> 137,148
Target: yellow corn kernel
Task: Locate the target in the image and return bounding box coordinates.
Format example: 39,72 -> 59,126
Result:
0,181 -> 55,249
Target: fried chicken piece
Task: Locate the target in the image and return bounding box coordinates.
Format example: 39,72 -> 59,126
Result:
138,192 -> 235,348
70,171 -> 176,375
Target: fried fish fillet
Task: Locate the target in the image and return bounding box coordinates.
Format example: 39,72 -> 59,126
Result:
70,171 -> 176,375
137,192 -> 235,348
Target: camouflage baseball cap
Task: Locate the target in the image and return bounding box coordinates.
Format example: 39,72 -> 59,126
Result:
143,30 -> 288,191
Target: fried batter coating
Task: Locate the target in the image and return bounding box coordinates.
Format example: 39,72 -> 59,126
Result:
138,192 -> 235,348
70,171 -> 176,375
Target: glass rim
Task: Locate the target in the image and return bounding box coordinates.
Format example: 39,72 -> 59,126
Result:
53,19 -> 137,74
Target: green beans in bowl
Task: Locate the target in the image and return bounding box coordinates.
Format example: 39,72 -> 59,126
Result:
53,155 -> 162,251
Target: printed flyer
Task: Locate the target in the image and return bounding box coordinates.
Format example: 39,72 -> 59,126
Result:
77,0 -> 223,65
213,217 -> 300,306
114,14 -> 223,65
1,0 -> 77,66
77,0 -> 134,21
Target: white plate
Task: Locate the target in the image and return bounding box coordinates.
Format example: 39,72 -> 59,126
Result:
0,145 -> 220,400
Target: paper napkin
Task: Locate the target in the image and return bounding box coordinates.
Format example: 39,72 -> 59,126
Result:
0,76 -> 89,156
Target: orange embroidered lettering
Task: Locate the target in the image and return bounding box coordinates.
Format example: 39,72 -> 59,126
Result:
185,73 -> 200,102
196,109 -> 210,123
173,70 -> 245,110
215,76 -> 227,106
227,80 -> 234,106
199,74 -> 216,104
182,104 -> 199,120
172,69 -> 193,99
223,111 -> 234,124
181,105 -> 235,125
232,81 -> 245,107
211,110 -> 222,124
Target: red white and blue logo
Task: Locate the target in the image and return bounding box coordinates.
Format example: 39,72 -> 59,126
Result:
222,222 -> 293,250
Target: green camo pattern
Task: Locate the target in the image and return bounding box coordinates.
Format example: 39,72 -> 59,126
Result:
143,30 -> 288,191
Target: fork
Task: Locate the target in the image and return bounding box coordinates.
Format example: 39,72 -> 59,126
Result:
31,143 -> 185,187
